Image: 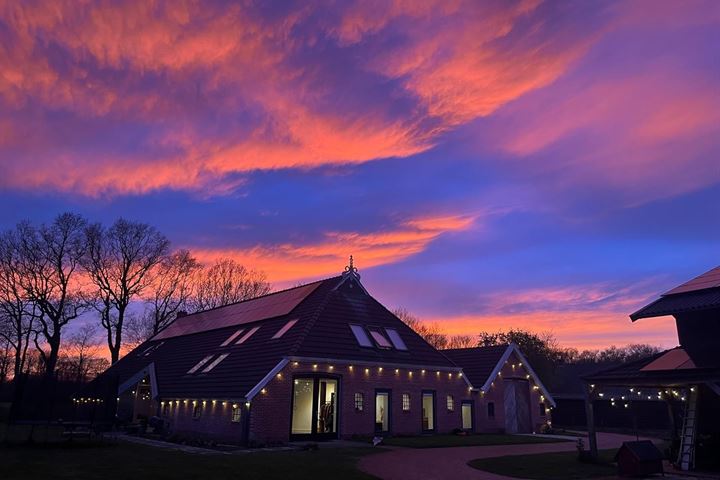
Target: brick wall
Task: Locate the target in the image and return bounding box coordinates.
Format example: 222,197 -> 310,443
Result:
248,360 -> 473,443
158,353 -> 551,444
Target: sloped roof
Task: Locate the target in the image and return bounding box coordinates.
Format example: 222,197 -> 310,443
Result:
444,344 -> 556,407
442,345 -> 507,388
664,266 -> 720,295
88,272 -> 456,400
584,347 -> 720,385
631,266 -> 720,321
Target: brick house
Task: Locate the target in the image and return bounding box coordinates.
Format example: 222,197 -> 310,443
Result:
83,262 -> 553,444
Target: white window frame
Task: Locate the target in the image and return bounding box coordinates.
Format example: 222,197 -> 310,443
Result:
231,405 -> 242,423
349,324 -> 373,347
201,353 -> 229,373
446,395 -> 454,412
236,326 -> 260,345
384,328 -> 408,350
272,319 -> 298,339
187,355 -> 214,374
368,328 -> 392,349
220,329 -> 244,347
402,393 -> 411,411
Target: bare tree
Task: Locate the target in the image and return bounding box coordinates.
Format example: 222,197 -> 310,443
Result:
0,337 -> 11,384
16,213 -> 89,377
84,219 -> 170,363
447,334 -> 477,349
392,307 -> 450,350
0,230 -> 38,379
56,324 -> 108,383
144,249 -> 200,335
189,258 -> 271,312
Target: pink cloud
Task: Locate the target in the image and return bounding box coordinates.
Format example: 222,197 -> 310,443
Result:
0,0 -> 606,196
189,212 -> 478,285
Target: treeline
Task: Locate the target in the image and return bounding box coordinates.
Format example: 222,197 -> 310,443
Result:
393,308 -> 662,380
0,212 -> 270,383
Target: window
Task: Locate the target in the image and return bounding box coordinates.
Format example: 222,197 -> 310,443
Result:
446,395 -> 454,412
272,319 -> 298,339
368,329 -> 392,349
162,402 -> 170,416
461,402 -> 473,430
201,353 -> 229,373
350,324 -> 373,347
236,326 -> 260,345
385,328 -> 408,350
221,328 -> 244,346
187,355 -> 213,374
192,403 -> 201,419
487,402 -> 495,419
402,393 -> 411,411
539,402 -> 546,416
354,393 -> 364,411
231,404 -> 241,423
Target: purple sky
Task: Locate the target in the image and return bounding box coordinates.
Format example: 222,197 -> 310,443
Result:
1,0 -> 719,348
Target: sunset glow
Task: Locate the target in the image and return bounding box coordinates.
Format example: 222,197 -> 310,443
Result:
1,0 -> 718,350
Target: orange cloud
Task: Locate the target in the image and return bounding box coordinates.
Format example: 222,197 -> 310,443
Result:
0,0 -> 604,196
189,213 -> 477,284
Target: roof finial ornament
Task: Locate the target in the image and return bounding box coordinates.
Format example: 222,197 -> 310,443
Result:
344,254 -> 358,276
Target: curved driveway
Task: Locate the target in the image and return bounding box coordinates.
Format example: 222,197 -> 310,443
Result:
358,433 -> 644,480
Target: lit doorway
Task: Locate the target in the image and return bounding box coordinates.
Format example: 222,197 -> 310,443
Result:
291,377 -> 339,440
375,390 -> 391,433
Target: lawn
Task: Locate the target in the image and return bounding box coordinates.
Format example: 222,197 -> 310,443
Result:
0,442 -> 380,480
379,433 -> 569,449
468,448 -> 618,480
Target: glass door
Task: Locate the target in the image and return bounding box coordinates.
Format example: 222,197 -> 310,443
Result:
422,391 -> 435,432
461,401 -> 473,431
291,377 -> 339,439
375,390 -> 390,433
317,379 -> 338,435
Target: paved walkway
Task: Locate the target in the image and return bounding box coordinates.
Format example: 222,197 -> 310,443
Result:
358,432 -> 648,480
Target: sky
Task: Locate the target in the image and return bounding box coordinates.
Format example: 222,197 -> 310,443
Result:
1,0 -> 718,350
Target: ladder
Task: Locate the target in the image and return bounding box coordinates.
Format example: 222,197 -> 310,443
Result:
677,386 -> 699,471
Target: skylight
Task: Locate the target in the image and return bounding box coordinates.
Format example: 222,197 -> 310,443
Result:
236,326 -> 260,344
350,324 -> 373,347
220,328 -> 244,346
187,355 -> 213,374
201,353 -> 229,373
385,328 -> 408,350
272,319 -> 298,339
368,329 -> 392,349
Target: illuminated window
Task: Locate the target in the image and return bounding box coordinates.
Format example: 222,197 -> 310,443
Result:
187,355 -> 213,374
192,404 -> 201,419
221,329 -> 244,346
272,319 -> 298,339
354,393 -> 364,411
446,395 -> 454,412
402,393 -> 411,411
236,326 -> 260,345
350,325 -> 373,347
201,353 -> 229,373
487,402 -> 495,419
231,405 -> 241,423
368,329 -> 392,349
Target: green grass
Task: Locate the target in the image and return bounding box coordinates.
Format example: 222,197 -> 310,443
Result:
468,448 -> 618,480
0,442 -> 380,480
379,433 -> 569,449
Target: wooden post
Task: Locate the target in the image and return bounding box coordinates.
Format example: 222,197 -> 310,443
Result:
584,382 -> 598,458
